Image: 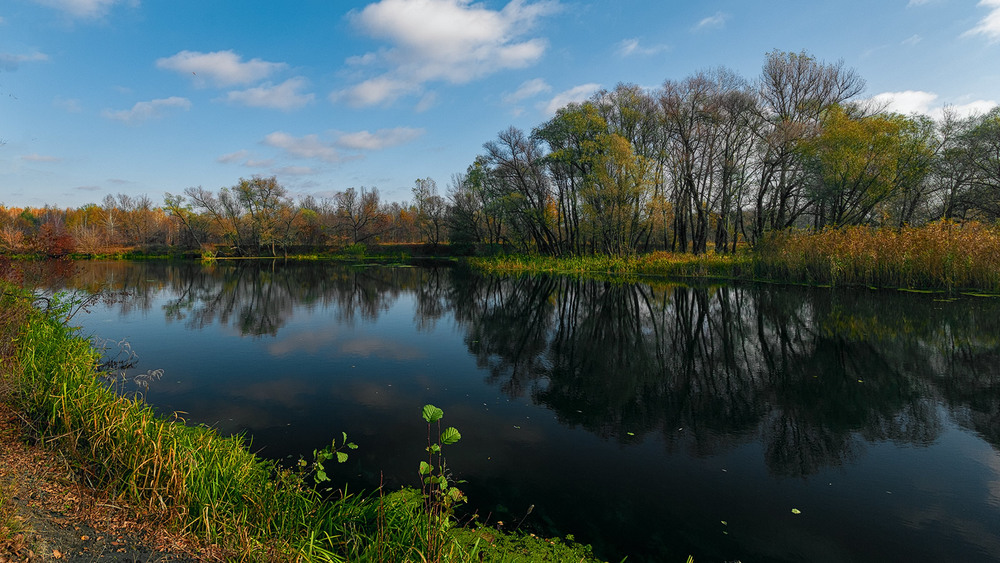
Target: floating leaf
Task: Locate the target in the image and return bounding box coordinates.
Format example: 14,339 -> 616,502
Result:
791,508 -> 802,515
627,432 -> 635,436
721,520 -> 727,526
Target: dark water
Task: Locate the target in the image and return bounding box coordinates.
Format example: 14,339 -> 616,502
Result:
29,260 -> 1000,562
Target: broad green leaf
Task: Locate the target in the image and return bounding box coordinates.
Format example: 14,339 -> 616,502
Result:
336,451 -> 348,463
791,508 -> 802,514
422,404 -> 444,423
441,427 -> 462,445
316,469 -> 328,483
419,461 -> 431,475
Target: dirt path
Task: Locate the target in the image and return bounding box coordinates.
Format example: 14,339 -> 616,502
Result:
0,399 -> 221,562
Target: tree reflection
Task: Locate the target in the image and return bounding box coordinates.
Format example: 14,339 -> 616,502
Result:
449,272 -> 1000,476
24,260 -> 1000,477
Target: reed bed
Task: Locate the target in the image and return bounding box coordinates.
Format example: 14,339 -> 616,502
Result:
753,221 -> 1000,292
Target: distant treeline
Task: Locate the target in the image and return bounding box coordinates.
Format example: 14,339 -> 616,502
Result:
2,50 -> 998,258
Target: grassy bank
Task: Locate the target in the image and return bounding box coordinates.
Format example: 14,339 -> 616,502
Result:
469,221 -> 1000,294
0,283 -> 604,562
468,252 -> 751,284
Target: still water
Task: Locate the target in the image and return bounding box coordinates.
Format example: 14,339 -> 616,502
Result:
32,260 -> 1000,562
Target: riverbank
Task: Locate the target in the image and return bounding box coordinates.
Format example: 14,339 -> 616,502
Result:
0,282 -> 606,562
468,221 -> 1000,295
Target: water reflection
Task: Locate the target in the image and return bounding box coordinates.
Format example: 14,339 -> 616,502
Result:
33,260 -> 1000,475
21,260 -> 1000,562
445,273 -> 1000,476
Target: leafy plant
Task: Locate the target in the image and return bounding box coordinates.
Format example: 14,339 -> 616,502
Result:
299,432 -> 358,486
420,403 -> 465,558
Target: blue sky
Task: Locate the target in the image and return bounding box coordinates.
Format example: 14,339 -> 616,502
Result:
2,0 -> 999,209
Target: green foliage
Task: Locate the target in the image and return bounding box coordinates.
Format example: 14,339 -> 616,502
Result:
419,404 -> 469,559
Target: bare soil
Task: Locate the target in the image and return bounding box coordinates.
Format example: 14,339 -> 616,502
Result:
0,399 -> 223,563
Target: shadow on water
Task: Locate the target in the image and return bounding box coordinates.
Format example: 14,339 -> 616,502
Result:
21,260 -> 1000,562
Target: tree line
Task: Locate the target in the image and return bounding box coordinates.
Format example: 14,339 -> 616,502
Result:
0,178 -> 444,257
449,50 -> 1000,256
2,50 -> 998,258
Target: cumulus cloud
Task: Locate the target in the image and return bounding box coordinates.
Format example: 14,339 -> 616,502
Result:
616,38 -> 669,57
216,150 -> 249,164
502,78 -> 551,104
21,153 -> 61,163
101,96 -> 191,124
869,90 -> 998,120
264,132 -> 345,163
224,77 -> 315,110
331,76 -> 419,107
157,50 -> 287,87
335,0 -> 561,107
542,83 -> 601,115
0,52 -> 48,71
333,127 -> 424,150
693,11 -> 729,31
32,0 -> 133,18
276,166 -> 319,176
263,127 -> 423,165
965,0 -> 1000,42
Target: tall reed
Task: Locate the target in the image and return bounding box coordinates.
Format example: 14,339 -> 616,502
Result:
753,221 -> 1000,292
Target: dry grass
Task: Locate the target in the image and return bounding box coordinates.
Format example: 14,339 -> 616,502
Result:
753,220 -> 1000,292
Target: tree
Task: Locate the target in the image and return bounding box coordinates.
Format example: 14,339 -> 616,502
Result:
799,105 -> 933,228
412,178 -> 447,246
750,50 -> 866,240
335,186 -> 387,244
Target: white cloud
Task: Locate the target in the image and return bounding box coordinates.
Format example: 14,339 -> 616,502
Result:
542,83 -> 601,115
336,0 -> 561,107
901,34 -> 922,46
101,96 -> 191,124
21,153 -> 61,163
415,92 -> 438,112
264,132 -> 345,163
965,0 -> 1000,42
216,150 -> 249,164
333,127 -> 424,150
616,38 -> 669,57
694,11 -> 729,31
276,166 -> 319,176
32,0 -> 132,18
869,90 -> 998,120
502,78 -> 551,104
331,76 -> 419,107
0,52 -> 48,71
245,159 -> 275,168
224,77 -> 315,110
157,50 -> 287,88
